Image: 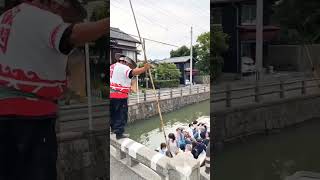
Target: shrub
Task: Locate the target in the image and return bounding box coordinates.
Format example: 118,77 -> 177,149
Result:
154,79 -> 180,88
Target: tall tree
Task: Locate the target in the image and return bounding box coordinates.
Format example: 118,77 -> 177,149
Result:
91,2 -> 108,61
195,32 -> 210,75
211,26 -> 228,79
170,45 -> 191,58
273,0 -> 320,44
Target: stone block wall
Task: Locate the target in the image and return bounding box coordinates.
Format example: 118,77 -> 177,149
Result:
128,91 -> 210,123
57,131 -> 108,180
212,94 -> 320,144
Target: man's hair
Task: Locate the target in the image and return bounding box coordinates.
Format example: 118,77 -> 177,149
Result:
189,123 -> 193,127
192,120 -> 198,125
160,143 -> 166,149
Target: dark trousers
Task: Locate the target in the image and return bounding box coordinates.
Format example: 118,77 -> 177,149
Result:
0,117 -> 57,180
110,98 -> 128,136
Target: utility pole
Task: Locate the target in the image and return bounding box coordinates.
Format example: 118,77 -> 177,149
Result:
190,26 -> 193,87
256,0 -> 263,81
143,38 -> 149,89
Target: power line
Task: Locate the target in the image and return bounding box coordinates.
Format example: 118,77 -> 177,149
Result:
145,0 -> 210,28
110,29 -> 179,47
110,0 -> 200,40
135,0 -> 209,33
111,0 -> 191,41
111,1 -> 169,31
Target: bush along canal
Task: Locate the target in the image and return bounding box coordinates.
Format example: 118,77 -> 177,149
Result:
126,100 -> 209,150
214,118 -> 320,180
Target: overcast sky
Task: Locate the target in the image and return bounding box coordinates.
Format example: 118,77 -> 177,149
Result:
110,0 -> 210,60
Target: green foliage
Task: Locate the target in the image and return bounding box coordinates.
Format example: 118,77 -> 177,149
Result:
169,32 -> 210,75
90,3 -> 108,61
211,26 -> 229,79
272,0 -> 320,44
153,63 -> 181,80
195,32 -> 210,75
170,45 -> 198,58
154,80 -> 180,88
170,45 -> 190,57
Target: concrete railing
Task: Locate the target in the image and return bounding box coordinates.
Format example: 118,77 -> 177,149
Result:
129,84 -> 210,104
211,77 -> 320,109
110,134 -> 208,180
57,101 -> 109,132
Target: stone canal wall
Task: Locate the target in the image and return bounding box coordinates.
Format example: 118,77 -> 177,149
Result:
128,91 -> 210,123
212,93 -> 320,145
57,130 -> 109,180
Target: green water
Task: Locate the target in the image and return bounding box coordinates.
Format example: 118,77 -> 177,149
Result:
214,119 -> 320,180
126,100 -> 210,150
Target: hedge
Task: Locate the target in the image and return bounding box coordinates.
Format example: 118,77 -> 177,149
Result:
154,79 -> 180,88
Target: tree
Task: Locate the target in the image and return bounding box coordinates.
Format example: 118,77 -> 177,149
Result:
195,32 -> 210,75
91,3 -> 108,61
272,0 -> 320,44
170,45 -> 198,58
153,63 -> 181,80
211,26 -> 228,79
170,45 -> 189,57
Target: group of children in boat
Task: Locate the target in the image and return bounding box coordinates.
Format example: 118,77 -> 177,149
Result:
156,120 -> 210,159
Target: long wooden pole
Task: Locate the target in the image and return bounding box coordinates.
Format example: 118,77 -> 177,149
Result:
128,0 -> 168,144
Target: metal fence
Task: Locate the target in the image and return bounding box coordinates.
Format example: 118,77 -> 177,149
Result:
129,85 -> 210,104
211,78 -> 320,108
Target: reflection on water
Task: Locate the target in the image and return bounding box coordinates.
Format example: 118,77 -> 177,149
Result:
214,119 -> 320,180
126,100 -> 210,150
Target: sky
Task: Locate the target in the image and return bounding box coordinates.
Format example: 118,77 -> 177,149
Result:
110,0 -> 210,60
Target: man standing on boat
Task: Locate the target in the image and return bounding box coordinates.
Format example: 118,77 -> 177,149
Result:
110,54 -> 150,139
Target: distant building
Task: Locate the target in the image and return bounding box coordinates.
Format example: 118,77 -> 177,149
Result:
110,27 -> 140,64
212,0 -> 280,73
155,56 -> 198,84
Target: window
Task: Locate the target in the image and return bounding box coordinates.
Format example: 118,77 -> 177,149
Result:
122,50 -> 136,61
241,43 -> 252,57
241,5 -> 256,25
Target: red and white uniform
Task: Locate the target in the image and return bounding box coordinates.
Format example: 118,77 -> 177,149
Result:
0,2 -> 70,116
110,63 -> 132,99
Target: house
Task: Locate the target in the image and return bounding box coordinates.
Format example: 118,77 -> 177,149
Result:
110,27 -> 140,64
212,0 -> 280,74
155,56 -> 198,84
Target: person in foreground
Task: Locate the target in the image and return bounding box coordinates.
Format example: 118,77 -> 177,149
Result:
110,54 -> 151,139
0,0 -> 108,179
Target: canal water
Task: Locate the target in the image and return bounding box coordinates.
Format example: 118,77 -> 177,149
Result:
126,100 -> 210,150
214,118 -> 320,180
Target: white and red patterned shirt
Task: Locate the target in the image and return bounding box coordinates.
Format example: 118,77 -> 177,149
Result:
110,63 -> 132,99
0,2 -> 70,116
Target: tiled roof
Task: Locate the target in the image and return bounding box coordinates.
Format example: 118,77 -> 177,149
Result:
155,56 -> 190,63
110,27 -> 140,43
211,0 -> 246,3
